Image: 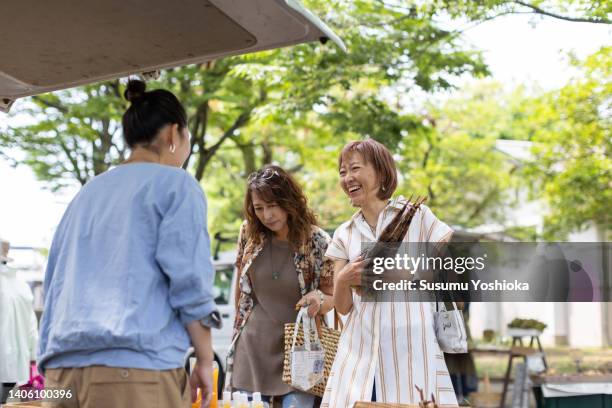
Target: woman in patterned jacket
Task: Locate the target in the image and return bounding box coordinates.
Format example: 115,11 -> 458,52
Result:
225,165 -> 335,408
321,139 -> 458,407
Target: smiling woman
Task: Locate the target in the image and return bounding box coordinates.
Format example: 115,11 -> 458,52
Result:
338,140 -> 397,210
322,139 -> 457,408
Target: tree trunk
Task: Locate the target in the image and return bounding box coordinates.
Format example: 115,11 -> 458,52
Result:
237,141 -> 257,176
261,140 -> 273,165
193,111 -> 252,181
185,101 -> 209,172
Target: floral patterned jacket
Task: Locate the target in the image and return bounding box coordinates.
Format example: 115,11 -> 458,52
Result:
224,220 -> 335,391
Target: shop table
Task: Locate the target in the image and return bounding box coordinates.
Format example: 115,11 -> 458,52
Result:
532,374 -> 612,408
500,329 -> 547,408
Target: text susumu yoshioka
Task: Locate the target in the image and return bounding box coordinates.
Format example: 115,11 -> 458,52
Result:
359,241 -> 610,303
372,279 -> 530,291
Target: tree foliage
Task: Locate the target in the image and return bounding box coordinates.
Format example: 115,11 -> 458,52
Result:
433,0 -> 611,25
0,82 -> 127,190
525,47 -> 611,239
418,49 -> 611,240
1,1 -> 608,242
2,0 -> 489,183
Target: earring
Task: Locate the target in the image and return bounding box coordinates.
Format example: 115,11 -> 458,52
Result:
169,144 -> 176,154
381,186 -> 386,192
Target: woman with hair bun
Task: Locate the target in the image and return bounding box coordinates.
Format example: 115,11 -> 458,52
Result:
39,79 -> 218,408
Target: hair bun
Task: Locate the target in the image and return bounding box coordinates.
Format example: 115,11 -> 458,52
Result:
124,79 -> 147,103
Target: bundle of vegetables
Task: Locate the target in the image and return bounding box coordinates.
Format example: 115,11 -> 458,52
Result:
379,196 -> 427,243
360,196 -> 427,289
361,195 -> 426,254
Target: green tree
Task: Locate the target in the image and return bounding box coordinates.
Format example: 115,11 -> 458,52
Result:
405,49 -> 611,240
1,0 -> 495,239
394,82 -> 520,228
1,82 -> 126,191
525,47 -> 611,239
433,0 -> 611,25
3,2 -> 607,242
2,0 -> 488,189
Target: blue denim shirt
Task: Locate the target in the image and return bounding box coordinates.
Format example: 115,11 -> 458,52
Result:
38,163 -> 217,372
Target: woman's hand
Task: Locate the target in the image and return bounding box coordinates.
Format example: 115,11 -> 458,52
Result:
335,256 -> 365,288
185,321 -> 214,407
296,290 -> 324,317
190,360 -> 213,408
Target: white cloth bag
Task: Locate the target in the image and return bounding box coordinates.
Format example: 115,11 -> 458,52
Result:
289,307 -> 325,391
434,301 -> 468,353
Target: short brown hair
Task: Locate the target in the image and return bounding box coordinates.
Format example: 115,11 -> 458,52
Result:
244,165 -> 317,248
339,139 -> 397,200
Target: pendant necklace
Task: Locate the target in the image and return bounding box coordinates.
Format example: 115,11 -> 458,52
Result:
364,214 -> 377,236
269,239 -> 280,280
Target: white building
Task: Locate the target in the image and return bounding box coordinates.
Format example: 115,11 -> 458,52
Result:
467,140 -> 611,347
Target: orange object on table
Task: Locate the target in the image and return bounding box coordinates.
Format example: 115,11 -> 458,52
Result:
211,362 -> 219,408
192,390 -> 202,408
191,362 -> 219,408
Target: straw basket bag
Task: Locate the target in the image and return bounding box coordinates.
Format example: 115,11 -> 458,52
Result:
282,309 -> 342,397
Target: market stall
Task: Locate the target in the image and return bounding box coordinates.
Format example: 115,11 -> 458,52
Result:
532,373 -> 612,408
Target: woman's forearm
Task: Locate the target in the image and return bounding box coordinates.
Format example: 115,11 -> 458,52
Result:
318,293 -> 334,315
334,280 -> 353,315
186,320 -> 214,364
317,282 -> 334,315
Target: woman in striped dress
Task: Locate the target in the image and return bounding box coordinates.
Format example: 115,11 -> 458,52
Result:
322,139 -> 458,407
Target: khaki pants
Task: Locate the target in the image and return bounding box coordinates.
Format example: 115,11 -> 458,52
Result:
42,366 -> 190,408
